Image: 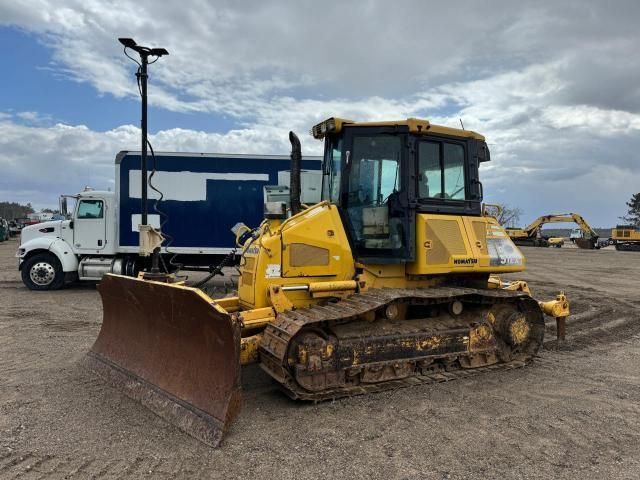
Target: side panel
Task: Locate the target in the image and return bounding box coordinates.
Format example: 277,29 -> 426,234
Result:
117,153 -> 321,251
281,204 -> 353,278
612,227 -> 640,241
238,204 -> 356,310
406,214 -> 525,275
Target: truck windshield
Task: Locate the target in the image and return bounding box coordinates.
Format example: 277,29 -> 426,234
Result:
77,200 -> 104,219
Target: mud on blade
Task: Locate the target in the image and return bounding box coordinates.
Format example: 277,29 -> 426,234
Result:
86,274 -> 242,447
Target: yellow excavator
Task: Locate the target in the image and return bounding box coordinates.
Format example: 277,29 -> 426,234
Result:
86,117 -> 569,447
506,213 -> 599,249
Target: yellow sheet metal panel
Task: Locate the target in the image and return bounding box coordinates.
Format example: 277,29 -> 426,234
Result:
407,214 -> 471,274
612,227 -> 640,241
239,204 -> 356,310
407,214 -> 525,275
281,204 -> 354,278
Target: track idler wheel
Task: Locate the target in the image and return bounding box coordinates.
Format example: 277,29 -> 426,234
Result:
490,303 -> 544,362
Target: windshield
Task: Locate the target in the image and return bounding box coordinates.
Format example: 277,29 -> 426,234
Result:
77,199 -> 104,219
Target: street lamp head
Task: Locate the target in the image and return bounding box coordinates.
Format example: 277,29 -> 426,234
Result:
150,48 -> 169,57
119,38 -> 169,57
118,38 -> 137,49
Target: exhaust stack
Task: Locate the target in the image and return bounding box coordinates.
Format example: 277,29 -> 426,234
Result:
289,131 -> 302,215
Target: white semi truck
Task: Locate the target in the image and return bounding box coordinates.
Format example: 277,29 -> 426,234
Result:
17,151 -> 321,290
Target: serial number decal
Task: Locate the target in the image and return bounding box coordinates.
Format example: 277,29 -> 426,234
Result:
487,237 -> 524,267
265,264 -> 281,278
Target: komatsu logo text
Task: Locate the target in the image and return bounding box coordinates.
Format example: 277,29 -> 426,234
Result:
453,258 -> 478,265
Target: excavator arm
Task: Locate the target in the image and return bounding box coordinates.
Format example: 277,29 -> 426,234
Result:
515,213 -> 599,249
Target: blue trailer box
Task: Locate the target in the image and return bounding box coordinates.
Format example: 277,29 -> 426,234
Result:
115,151 -> 322,255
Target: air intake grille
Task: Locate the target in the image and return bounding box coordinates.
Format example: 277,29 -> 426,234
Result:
241,272 -> 254,287
426,219 -> 467,265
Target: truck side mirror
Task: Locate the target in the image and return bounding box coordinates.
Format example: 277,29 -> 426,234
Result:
59,196 -> 69,218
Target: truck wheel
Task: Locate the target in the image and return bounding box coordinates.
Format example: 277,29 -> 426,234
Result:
21,253 -> 65,290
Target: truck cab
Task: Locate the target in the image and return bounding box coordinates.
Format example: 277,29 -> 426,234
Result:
17,189 -> 119,289
569,228 -> 582,242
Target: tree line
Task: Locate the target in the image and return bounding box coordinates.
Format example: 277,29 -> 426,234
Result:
0,201 -> 35,220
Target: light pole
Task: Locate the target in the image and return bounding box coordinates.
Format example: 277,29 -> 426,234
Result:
119,38 -> 168,276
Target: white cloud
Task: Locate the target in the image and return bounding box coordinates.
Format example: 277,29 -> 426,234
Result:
540,105 -> 640,134
1,1 -> 639,225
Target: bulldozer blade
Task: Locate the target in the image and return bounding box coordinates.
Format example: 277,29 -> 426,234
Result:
85,274 -> 242,447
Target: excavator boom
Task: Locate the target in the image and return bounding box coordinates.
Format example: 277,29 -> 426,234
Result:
506,212 -> 599,249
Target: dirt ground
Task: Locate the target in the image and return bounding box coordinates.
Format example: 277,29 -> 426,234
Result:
2,238 -> 640,479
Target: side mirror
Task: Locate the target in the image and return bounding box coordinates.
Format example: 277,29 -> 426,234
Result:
59,196 -> 69,218
477,142 -> 491,163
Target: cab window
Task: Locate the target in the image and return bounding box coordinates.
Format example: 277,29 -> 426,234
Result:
77,200 -> 104,219
418,141 -> 466,200
348,136 -> 401,207
322,137 -> 343,203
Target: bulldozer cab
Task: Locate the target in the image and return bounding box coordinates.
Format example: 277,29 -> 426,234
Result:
316,118 -> 490,264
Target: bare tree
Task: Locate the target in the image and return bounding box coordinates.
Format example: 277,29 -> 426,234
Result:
485,203 -> 522,227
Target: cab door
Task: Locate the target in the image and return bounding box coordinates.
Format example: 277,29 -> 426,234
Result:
339,127 -> 414,264
73,198 -> 107,253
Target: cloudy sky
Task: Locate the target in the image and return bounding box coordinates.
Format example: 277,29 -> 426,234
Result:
1,0 -> 639,226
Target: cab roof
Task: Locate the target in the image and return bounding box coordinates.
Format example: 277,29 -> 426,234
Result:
311,117 -> 485,141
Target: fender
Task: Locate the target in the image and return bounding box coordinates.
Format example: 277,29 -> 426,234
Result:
19,237 -> 79,272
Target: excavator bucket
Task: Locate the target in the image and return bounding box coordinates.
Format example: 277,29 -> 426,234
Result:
85,274 -> 242,447
575,238 -> 597,249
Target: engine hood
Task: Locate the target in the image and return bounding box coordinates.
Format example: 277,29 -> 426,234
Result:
20,220 -> 68,244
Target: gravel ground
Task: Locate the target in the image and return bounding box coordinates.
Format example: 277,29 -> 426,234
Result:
2,238 -> 640,479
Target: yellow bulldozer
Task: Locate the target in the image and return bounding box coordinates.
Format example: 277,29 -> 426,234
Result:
505,213 -> 599,249
86,117 -> 569,447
